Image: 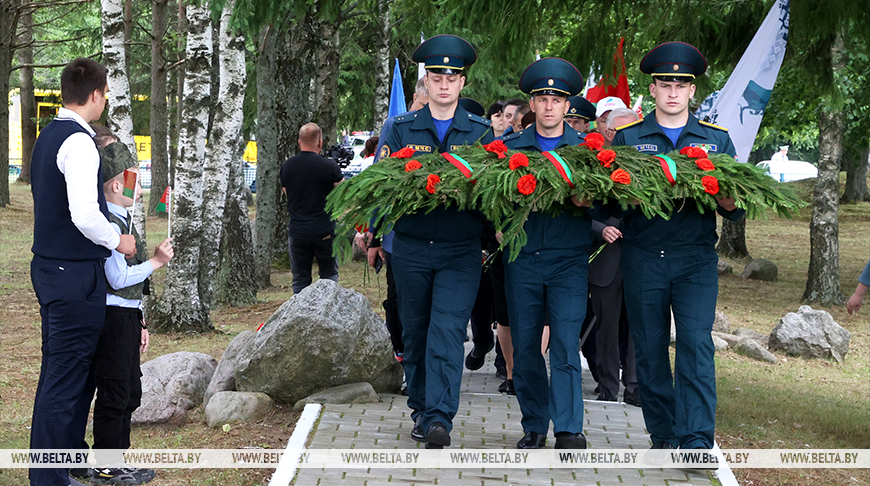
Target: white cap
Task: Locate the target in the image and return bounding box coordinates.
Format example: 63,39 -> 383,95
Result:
779,145 -> 789,151
595,96 -> 628,118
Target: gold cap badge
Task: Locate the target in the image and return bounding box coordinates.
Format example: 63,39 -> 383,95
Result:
443,57 -> 450,63
673,64 -> 680,71
548,79 -> 554,86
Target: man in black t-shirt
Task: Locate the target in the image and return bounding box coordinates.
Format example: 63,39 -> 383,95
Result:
280,123 -> 344,293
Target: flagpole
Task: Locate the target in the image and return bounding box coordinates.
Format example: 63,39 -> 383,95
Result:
128,170 -> 139,234
167,187 -> 172,240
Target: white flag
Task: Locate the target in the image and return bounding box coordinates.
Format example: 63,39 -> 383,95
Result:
695,0 -> 789,163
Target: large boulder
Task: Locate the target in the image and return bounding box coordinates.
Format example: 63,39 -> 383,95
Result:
205,391 -> 274,427
293,382 -> 380,411
769,306 -> 850,363
739,259 -> 778,281
204,331 -> 257,408
235,280 -> 403,404
132,352 -> 217,425
734,338 -> 779,364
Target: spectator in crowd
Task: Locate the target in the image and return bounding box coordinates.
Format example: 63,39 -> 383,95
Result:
594,96 -> 627,139
486,101 -> 508,138
847,259 -> 870,315
771,145 -> 789,162
604,108 -> 640,146
280,123 -> 343,294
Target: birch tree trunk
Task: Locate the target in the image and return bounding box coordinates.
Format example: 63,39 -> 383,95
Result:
841,146 -> 870,203
717,218 -> 750,259
149,2 -> 213,332
254,22 -> 313,287
802,31 -> 846,306
0,0 -> 18,207
102,0 -> 145,241
16,6 -> 34,185
372,0 -> 391,131
312,18 -> 339,148
148,0 -> 169,216
215,154 -> 257,306
198,0 -> 245,307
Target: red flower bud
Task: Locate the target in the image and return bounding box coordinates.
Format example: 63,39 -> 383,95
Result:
405,160 -> 422,172
695,158 -> 715,171
702,175 -> 719,195
597,149 -> 616,168
517,174 -> 537,195
484,140 -> 508,158
393,147 -> 416,159
611,168 -> 631,185
679,146 -> 707,158
582,132 -> 605,151
426,174 -> 441,194
509,153 -> 529,170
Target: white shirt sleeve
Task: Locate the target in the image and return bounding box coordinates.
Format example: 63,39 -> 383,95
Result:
104,222 -> 155,290
56,132 -> 120,250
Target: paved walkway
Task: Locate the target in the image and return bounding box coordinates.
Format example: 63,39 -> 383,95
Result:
287,343 -> 721,486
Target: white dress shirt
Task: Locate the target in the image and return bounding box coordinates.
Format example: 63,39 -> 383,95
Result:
55,107 -> 120,251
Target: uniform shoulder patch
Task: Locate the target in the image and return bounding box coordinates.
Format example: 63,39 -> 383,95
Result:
468,113 -> 491,126
501,131 -> 522,142
378,144 -> 391,160
394,113 -> 415,124
699,120 -> 729,132
616,118 -> 643,131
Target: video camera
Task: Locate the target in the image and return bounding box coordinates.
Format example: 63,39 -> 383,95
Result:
323,144 -> 354,168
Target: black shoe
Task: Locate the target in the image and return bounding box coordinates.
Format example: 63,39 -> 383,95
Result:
516,431 -> 546,449
505,379 -> 516,395
90,467 -> 149,485
465,340 -> 495,371
596,391 -> 617,402
425,422 -> 451,448
623,388 -> 641,407
411,416 -> 426,442
644,441 -> 675,466
495,364 -> 507,381
400,381 -> 408,396
554,432 -> 587,449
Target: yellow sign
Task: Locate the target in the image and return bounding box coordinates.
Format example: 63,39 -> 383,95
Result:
134,135 -> 151,161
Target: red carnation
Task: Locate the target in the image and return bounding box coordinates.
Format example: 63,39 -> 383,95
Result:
484,140 -> 508,158
597,149 -> 616,168
354,224 -> 368,233
405,160 -> 422,172
426,174 -> 441,194
393,147 -> 416,159
695,158 -> 715,171
582,132 -> 605,151
509,153 -> 529,170
679,146 -> 707,158
517,174 -> 537,195
611,169 -> 631,185
702,175 -> 719,195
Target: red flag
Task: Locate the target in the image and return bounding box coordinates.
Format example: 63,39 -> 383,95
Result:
585,38 -> 631,108
122,169 -> 137,198
155,186 -> 170,212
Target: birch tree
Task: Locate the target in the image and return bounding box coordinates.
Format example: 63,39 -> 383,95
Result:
16,6 -> 34,185
372,0 -> 390,130
0,0 -> 19,207
149,2 -> 213,332
198,0 -> 246,307
101,0 -> 145,240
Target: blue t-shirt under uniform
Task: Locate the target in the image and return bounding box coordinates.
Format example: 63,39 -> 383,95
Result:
433,118 -> 453,143
536,133 -> 561,152
660,125 -> 683,148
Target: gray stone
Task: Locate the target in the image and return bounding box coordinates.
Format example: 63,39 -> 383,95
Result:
132,352 -> 217,424
235,280 -> 403,404
293,382 -> 380,411
734,338 -> 779,364
711,331 -> 743,347
717,259 -> 733,276
734,327 -> 767,343
713,310 -> 730,333
769,306 -> 851,363
205,391 -> 274,427
739,259 -> 778,281
711,335 -> 729,352
204,330 -> 257,407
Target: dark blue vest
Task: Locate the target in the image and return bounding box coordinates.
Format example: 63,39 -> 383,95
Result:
31,119 -> 111,261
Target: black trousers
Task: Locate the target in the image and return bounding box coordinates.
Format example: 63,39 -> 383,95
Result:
30,256 -> 106,486
93,306 -> 142,466
383,252 -> 403,355
288,234 -> 339,294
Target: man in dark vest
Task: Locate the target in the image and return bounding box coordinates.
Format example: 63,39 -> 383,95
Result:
29,58 -> 135,486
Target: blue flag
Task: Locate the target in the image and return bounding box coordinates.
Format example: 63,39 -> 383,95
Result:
388,59 -> 406,119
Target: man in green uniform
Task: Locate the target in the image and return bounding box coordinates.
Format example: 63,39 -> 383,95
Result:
380,34 -> 493,449
611,42 -> 744,459
502,58 -> 605,450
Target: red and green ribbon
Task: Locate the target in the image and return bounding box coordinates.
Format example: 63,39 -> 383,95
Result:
442,152 -> 473,178
655,155 -> 677,186
543,151 -> 575,188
